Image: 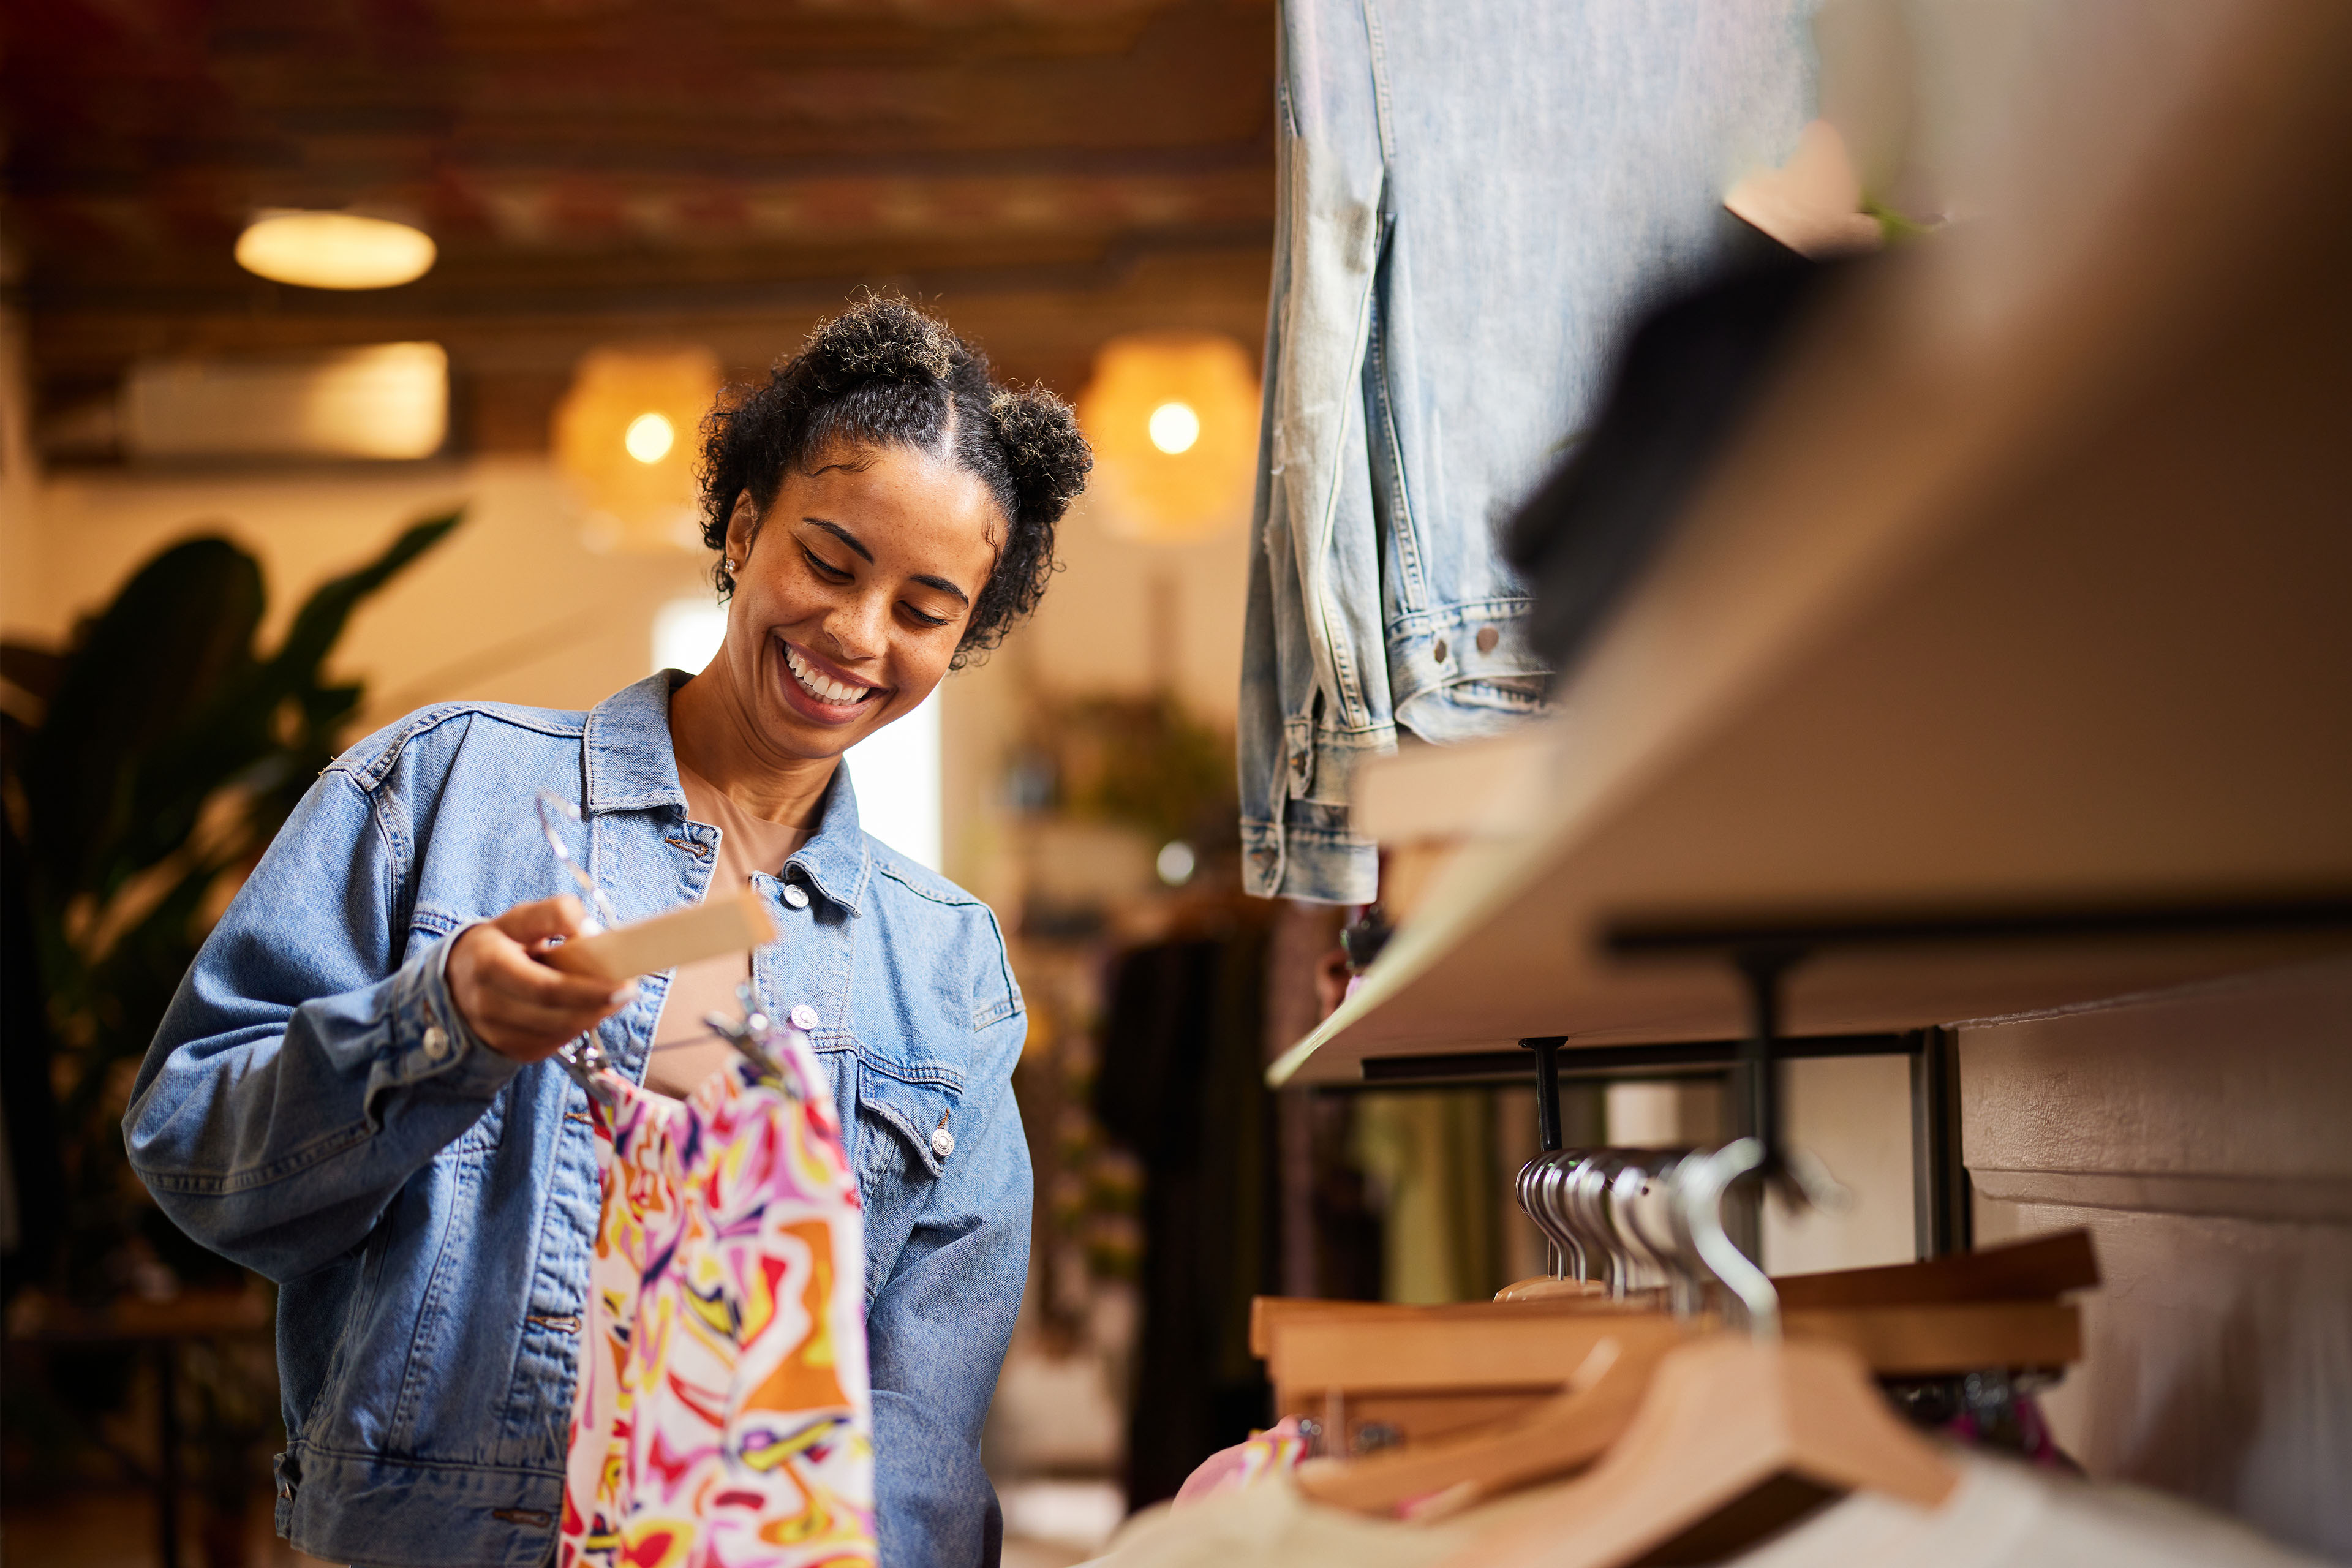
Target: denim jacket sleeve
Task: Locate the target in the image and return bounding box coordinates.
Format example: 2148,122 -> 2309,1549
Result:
123,766 -> 522,1283
865,1005 -> 1032,1568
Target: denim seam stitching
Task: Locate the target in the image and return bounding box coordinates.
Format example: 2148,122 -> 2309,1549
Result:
1368,268 -> 1427,614
134,1117 -> 375,1194
870,860 -> 979,910
344,705 -> 585,795
862,1092 -> 948,1181
285,1438 -> 567,1480
831,1030 -> 964,1093
389,1148 -> 478,1442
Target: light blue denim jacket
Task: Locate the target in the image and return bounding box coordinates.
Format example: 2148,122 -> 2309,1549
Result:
1241,0 -> 1816,900
124,673 -> 1030,1568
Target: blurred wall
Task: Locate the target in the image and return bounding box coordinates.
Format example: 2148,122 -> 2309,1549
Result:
15,458 -> 707,722
1,437 -> 1254,904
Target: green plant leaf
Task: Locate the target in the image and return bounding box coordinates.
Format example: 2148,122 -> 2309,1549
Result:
20,538 -> 264,903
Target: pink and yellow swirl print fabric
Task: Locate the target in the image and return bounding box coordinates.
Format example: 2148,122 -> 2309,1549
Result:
560,1023 -> 876,1568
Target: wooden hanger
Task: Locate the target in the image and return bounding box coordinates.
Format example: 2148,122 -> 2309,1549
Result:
1444,1139 -> 1958,1568
1295,1329 -> 1686,1518
1300,1224 -> 2097,1315
1443,1333 -> 1956,1568
1493,1275 -> 1613,1303
1283,1233 -> 2095,1519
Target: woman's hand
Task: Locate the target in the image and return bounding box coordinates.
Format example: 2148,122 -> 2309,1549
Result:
447,895 -> 639,1062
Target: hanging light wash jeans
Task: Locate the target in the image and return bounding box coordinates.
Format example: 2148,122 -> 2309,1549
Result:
1240,0 -> 1817,902
123,673 -> 1030,1568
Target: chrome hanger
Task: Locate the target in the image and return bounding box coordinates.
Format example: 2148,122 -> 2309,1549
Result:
1521,1150 -> 1588,1281
1675,1138 -> 1779,1338
554,981 -> 804,1104
535,790 -> 619,933
1616,1149 -> 1706,1317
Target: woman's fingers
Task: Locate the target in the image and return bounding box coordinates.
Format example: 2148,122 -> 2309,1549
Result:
494,894 -> 587,945
485,935 -> 630,1011
448,905 -> 639,1062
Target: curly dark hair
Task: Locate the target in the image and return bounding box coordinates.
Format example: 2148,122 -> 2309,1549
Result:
699,294 -> 1091,668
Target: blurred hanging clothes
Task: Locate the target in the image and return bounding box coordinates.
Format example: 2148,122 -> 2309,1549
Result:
1240,0 -> 1817,902
1093,928 -> 1277,1509
1504,236 -> 1855,682
1350,1091 -> 1504,1306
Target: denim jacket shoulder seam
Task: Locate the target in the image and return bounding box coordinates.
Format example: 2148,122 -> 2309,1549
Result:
870,858 -> 979,910
330,703 -> 586,795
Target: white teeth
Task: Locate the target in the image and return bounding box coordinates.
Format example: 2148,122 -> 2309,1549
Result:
785,644 -> 875,706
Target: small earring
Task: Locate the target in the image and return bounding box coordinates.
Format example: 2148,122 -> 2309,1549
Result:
723,557 -> 735,572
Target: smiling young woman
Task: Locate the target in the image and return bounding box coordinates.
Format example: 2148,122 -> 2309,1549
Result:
122,297 -> 1091,1568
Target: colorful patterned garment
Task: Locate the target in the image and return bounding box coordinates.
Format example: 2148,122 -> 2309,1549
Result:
1171,1418 -> 1313,1509
560,1020 -> 875,1568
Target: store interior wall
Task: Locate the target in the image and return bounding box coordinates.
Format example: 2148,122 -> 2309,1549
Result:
1963,958 -> 2352,1561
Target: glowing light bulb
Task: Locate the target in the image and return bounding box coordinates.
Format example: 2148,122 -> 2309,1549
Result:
624,412 -> 676,464
1147,401 -> 1200,455
235,212 -> 436,290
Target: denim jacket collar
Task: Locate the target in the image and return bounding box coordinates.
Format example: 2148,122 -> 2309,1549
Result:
583,673 -> 690,816
582,671 -> 870,916
788,767 -> 870,917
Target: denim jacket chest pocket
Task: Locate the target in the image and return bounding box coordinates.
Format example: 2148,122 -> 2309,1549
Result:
820,1033 -> 959,1300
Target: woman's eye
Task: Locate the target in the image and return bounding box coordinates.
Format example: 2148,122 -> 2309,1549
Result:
903,604 -> 951,629
802,549 -> 851,582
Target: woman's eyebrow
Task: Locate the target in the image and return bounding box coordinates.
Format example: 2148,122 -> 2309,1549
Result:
914,574 -> 971,606
802,517 -> 873,562
805,515 -> 970,606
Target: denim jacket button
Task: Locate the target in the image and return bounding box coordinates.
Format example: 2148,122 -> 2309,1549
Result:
421,1025 -> 450,1061
782,883 -> 811,910
930,1126 -> 956,1159
1433,638 -> 1450,664
790,1004 -> 820,1031
1476,625 -> 1500,653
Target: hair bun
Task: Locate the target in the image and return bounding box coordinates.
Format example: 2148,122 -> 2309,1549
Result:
800,294 -> 959,391
989,385 -> 1092,527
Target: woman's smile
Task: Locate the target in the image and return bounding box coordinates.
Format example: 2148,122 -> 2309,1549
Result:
774,636 -> 886,724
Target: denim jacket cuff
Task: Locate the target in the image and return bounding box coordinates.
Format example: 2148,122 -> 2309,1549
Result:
1240,816 -> 1379,903
390,922 -> 523,1098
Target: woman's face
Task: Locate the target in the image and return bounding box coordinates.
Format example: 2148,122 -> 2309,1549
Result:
716,439 -> 1001,761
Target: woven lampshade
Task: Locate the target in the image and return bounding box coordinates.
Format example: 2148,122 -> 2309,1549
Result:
1076,333 -> 1260,544
553,345 -> 722,551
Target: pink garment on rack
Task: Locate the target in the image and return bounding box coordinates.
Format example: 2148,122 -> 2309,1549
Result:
559,1023 -> 875,1568
1172,1418 -> 1313,1509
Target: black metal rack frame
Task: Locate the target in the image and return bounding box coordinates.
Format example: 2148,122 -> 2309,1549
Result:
1316,894 -> 2352,1264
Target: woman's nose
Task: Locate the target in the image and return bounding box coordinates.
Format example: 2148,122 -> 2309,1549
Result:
820,590 -> 891,664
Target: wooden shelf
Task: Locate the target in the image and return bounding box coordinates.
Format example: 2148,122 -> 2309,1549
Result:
1271,15 -> 2352,1087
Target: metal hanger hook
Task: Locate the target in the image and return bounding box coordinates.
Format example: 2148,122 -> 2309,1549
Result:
535,791 -> 619,935
1677,1137 -> 1781,1340
1525,1151 -> 1588,1281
